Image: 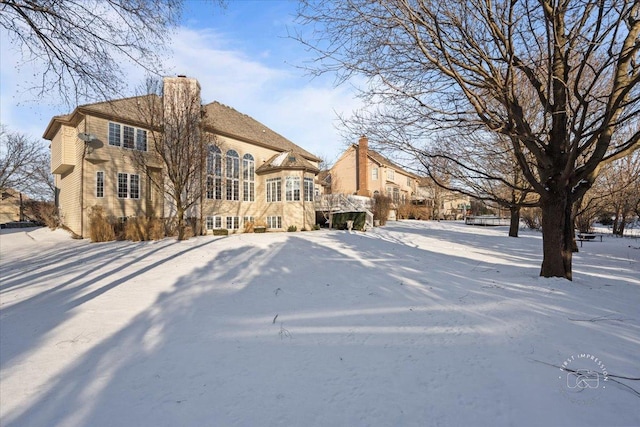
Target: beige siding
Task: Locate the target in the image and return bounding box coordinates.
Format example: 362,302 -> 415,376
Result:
201,135 -> 317,232
330,147 -> 418,201
50,130 -> 75,174
52,113 -> 319,236
330,148 -> 358,194
56,122 -> 85,235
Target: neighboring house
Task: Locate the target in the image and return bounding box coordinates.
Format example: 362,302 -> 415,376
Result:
328,136 -> 420,203
44,76 -> 321,237
0,188 -> 28,224
415,178 -> 471,220
320,136 -> 470,222
316,136 -> 419,224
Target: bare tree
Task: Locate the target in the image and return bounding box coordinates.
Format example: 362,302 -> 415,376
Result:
0,0 -> 222,105
0,125 -> 53,200
424,133 -> 538,236
597,152 -> 640,236
133,77 -> 217,240
296,0 -> 640,279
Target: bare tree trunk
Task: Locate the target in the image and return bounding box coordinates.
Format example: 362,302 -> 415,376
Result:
570,207 -> 579,253
177,206 -> 186,240
508,206 -> 520,237
540,194 -> 573,280
612,208 -> 622,236
619,212 -> 627,236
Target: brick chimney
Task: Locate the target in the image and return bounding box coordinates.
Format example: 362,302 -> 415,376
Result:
356,135 -> 369,196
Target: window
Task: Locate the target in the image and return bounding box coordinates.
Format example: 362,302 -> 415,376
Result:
109,123 -> 121,146
206,176 -> 214,199
243,216 -> 254,225
266,177 -> 281,202
207,146 -> 222,200
267,216 -> 282,229
109,122 -> 147,151
243,153 -> 255,202
393,188 -> 400,203
129,174 -> 140,199
136,129 -> 147,151
285,176 -> 300,201
387,169 -> 395,181
123,125 -> 135,149
226,216 -> 240,230
386,186 -> 392,198
304,177 -> 314,202
96,171 -> 104,198
226,150 -> 239,201
117,173 -> 140,199
407,177 -> 412,187
372,167 -> 378,180
118,173 -> 128,198
206,216 -> 223,230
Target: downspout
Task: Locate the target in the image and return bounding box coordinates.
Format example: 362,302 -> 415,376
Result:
80,119 -> 87,237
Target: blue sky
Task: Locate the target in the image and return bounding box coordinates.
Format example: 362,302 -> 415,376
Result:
0,0 -> 363,164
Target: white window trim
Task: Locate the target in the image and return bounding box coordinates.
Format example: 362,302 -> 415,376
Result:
117,172 -> 140,199
266,177 -> 282,202
96,171 -> 105,198
267,216 -> 282,229
108,122 -> 148,151
206,215 -> 223,230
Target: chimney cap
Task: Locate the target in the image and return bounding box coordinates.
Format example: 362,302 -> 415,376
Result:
177,74 -> 187,78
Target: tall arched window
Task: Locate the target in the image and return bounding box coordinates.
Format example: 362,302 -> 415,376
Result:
207,146 -> 222,200
243,153 -> 255,201
226,150 -> 240,201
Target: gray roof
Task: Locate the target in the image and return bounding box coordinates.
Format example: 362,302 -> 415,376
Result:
256,151 -> 320,175
44,97 -> 321,164
202,101 -> 320,162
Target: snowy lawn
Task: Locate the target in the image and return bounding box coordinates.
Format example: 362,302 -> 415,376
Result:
0,221 -> 639,427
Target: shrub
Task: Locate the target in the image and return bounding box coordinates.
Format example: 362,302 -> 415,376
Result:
313,224 -> 320,230
88,205 -> 116,242
521,207 -> 542,230
372,194 -> 392,226
124,216 -> 165,241
287,225 -> 297,232
597,213 -> 614,226
24,200 -> 59,229
244,221 -> 255,233
212,228 -> 229,236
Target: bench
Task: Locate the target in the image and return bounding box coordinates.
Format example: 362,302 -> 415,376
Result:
576,233 -> 602,247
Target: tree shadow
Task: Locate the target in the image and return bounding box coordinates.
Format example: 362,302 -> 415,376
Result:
1,225 -> 638,426
0,237 -> 222,371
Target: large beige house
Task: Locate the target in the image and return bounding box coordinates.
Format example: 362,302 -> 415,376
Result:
44,76 -> 321,237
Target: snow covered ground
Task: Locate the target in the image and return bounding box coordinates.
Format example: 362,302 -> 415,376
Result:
1,221 -> 638,427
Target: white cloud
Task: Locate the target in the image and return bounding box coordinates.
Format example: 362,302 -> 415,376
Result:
164,27 -> 365,161
1,24 -> 364,161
